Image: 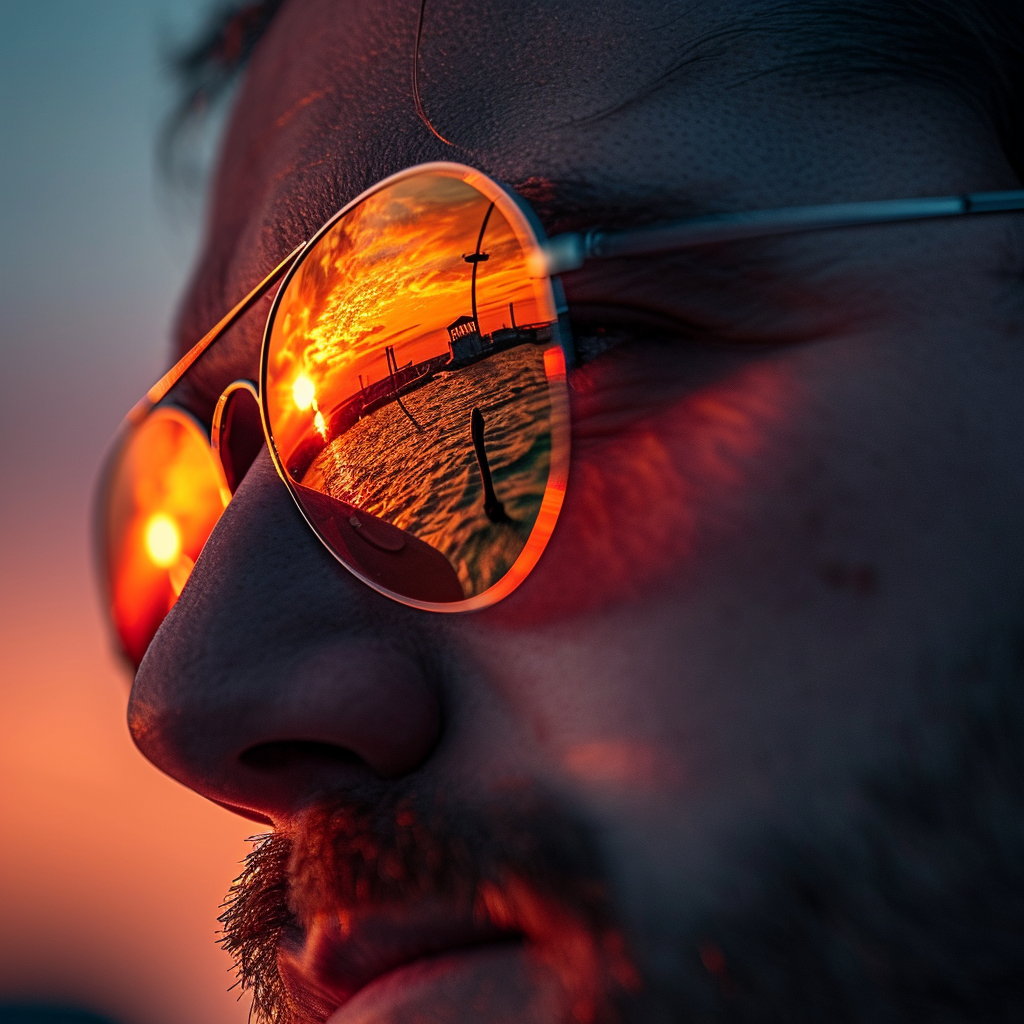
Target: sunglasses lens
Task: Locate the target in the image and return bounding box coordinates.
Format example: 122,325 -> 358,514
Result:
101,408 -> 228,665
264,167 -> 569,608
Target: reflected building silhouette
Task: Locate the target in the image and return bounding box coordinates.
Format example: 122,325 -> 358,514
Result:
447,315 -> 484,361
446,302 -> 555,368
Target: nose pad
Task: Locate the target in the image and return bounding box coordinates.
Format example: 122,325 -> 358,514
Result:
212,379 -> 265,494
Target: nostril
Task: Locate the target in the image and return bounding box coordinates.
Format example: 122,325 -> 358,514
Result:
239,740 -> 364,772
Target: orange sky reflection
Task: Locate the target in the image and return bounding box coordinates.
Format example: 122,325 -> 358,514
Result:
267,173 -> 547,463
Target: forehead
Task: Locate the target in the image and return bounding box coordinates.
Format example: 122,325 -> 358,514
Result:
217,0 -> 742,197
182,0 -> 787,335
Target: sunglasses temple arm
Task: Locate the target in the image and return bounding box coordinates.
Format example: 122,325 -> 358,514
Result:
127,243 -> 306,425
539,189 -> 1024,275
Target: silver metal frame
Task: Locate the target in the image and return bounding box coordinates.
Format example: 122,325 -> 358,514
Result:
126,245 -> 304,425
539,189 -> 1024,275
211,379 -> 260,462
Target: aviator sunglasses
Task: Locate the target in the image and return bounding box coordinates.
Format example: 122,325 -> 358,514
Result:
96,161 -> 1024,665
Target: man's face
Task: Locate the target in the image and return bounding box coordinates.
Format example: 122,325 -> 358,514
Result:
127,1 -> 1024,1021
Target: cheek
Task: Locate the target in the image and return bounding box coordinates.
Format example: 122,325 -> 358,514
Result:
501,355 -> 804,623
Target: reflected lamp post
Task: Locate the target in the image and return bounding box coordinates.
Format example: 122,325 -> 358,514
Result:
462,200 -> 495,336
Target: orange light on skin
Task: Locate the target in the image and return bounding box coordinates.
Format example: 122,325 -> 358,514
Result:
562,740 -> 686,792
475,874 -> 642,1022
144,513 -> 181,567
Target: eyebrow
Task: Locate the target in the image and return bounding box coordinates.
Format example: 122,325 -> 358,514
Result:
514,177 -> 691,234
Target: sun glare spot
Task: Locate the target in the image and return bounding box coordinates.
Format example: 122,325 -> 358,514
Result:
293,374 -> 316,410
145,513 -> 181,568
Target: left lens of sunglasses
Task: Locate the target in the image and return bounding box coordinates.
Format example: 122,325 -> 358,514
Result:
100,407 -> 229,666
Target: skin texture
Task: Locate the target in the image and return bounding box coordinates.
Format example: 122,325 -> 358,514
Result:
128,0 -> 1024,1020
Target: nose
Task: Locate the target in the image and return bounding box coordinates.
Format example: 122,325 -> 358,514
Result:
128,452 -> 443,824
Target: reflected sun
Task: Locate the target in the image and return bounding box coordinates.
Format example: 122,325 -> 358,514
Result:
293,374 -> 316,410
144,513 -> 181,568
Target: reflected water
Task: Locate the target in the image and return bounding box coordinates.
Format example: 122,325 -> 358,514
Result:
303,343 -> 551,596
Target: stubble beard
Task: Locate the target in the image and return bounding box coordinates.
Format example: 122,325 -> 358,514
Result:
221,625 -> 1024,1024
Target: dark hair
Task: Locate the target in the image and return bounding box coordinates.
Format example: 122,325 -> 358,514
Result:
161,0 -> 1024,184
159,0 -> 287,187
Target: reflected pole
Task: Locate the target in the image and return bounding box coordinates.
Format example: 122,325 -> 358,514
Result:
463,201 -> 495,337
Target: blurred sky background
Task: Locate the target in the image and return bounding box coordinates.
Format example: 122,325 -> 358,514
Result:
0,3 -> 255,1023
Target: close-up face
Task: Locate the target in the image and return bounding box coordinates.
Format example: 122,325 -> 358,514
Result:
113,0 -> 1024,1021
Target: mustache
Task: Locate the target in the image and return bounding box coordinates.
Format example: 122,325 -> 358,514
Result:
219,787 -> 640,1024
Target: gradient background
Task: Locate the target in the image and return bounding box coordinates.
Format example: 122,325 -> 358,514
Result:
0,4 -> 253,1023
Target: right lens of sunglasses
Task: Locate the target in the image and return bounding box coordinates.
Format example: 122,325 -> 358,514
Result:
263,166 -> 570,610
101,407 -> 229,665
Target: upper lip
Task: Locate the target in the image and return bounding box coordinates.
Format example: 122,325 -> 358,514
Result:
277,895 -> 520,1013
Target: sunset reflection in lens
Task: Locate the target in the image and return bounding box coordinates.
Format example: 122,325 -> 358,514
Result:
102,408 -> 229,665
264,166 -> 570,608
